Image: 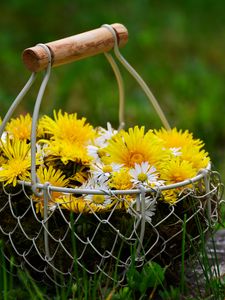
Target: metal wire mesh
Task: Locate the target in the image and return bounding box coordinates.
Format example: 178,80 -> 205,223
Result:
0,169 -> 223,285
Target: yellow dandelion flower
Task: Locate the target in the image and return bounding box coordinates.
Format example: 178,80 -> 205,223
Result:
105,126 -> 167,168
159,157 -> 196,185
44,139 -> 92,165
5,113 -> 43,140
181,146 -> 210,171
69,167 -> 89,185
34,166 -> 70,215
6,113 -> 32,140
0,139 -> 33,186
39,110 -> 95,145
161,189 -> 179,205
159,157 -> 197,205
57,195 -> 113,213
36,165 -> 69,189
154,128 -> 204,149
109,168 -> 133,190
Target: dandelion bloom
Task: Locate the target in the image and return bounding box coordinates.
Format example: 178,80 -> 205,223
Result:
109,168 -> 133,190
181,146 -> 210,171
6,113 -> 32,140
34,165 -> 70,215
105,126 -> 168,168
44,139 -> 92,165
58,195 -> 113,213
154,127 -> 204,149
39,110 -> 95,144
159,157 -> 196,185
0,139 -> 35,186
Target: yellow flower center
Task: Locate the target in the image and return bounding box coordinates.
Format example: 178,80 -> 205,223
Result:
130,152 -> 144,165
170,172 -> 186,183
102,165 -> 113,173
15,128 -> 30,140
92,195 -> 105,204
97,149 -> 107,158
137,172 -> 148,182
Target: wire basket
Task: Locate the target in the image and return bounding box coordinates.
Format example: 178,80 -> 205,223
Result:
0,23 -> 223,285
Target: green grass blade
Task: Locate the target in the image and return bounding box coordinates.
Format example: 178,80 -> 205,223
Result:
180,213 -> 187,295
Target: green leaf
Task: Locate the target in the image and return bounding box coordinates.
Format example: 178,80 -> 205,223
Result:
139,262 -> 165,292
126,266 -> 142,291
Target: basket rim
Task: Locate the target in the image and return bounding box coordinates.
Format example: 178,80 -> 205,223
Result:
17,163 -> 211,196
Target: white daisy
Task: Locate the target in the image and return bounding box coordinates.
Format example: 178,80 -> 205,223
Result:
91,162 -> 123,183
128,196 -> 156,223
143,197 -> 157,223
95,122 -> 118,147
36,143 -> 48,161
87,123 -> 117,163
79,178 -> 112,206
129,162 -> 159,187
87,144 -> 101,162
85,193 -> 112,206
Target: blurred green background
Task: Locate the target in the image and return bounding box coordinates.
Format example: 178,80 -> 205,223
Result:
0,0 -> 225,181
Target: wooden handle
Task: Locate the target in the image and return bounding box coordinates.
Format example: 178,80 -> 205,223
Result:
22,23 -> 128,72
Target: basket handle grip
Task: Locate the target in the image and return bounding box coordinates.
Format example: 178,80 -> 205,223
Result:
22,23 -> 128,72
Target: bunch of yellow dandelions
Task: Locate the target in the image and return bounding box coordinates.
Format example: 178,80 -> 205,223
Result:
0,111 -> 210,216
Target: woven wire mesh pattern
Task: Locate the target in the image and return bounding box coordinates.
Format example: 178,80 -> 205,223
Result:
0,170 -> 222,285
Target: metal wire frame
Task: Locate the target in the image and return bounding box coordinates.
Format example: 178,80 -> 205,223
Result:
0,24 -> 223,285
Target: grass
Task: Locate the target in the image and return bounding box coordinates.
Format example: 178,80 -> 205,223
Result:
0,207 -> 224,300
0,245 -> 224,299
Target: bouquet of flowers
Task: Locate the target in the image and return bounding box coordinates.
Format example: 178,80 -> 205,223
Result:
0,110 -> 210,214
